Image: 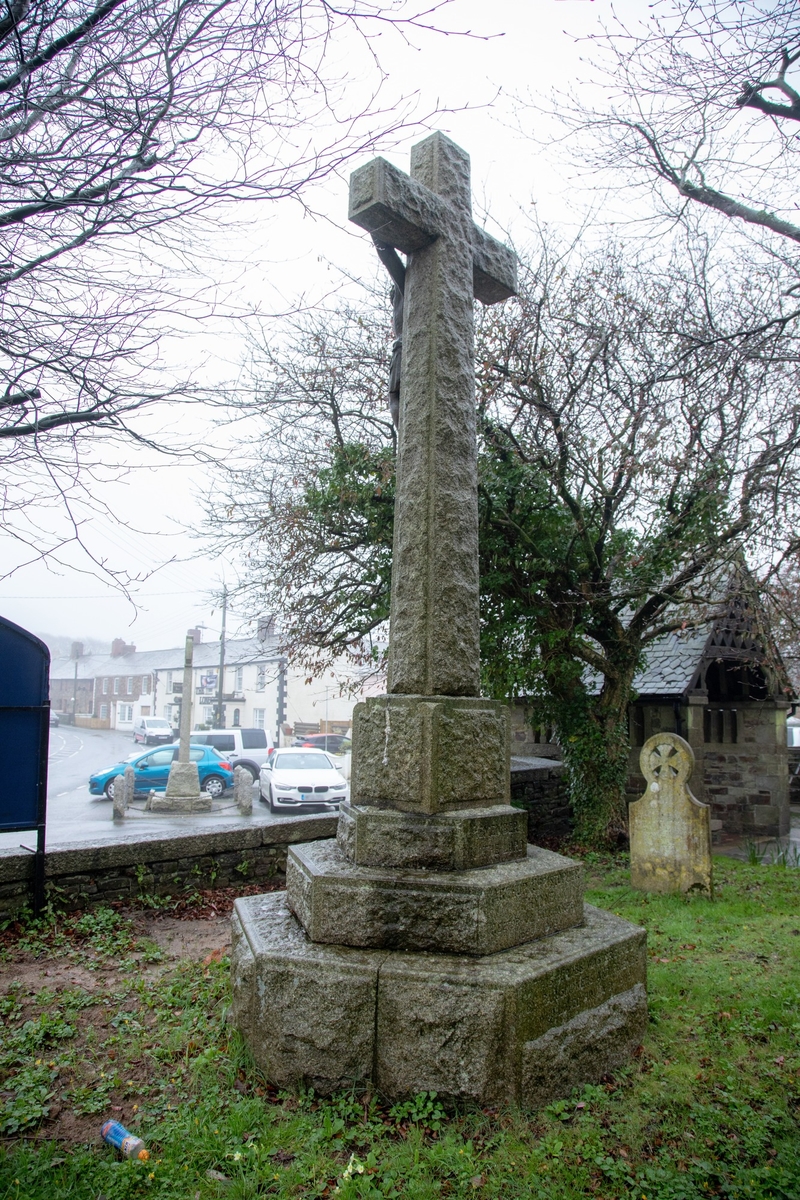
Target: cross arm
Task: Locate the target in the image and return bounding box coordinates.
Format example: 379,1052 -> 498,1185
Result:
349,157 -> 447,253
472,226 -> 517,305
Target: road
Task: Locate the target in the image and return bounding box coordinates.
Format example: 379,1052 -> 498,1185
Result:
0,726 -> 325,851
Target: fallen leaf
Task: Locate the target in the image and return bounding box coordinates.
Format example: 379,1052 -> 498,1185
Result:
206,1168 -> 231,1184
202,948 -> 224,966
775,1056 -> 785,1066
271,1149 -> 296,1164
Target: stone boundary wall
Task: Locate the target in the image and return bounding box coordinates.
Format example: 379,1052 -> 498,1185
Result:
0,815 -> 337,921
510,757 -> 571,844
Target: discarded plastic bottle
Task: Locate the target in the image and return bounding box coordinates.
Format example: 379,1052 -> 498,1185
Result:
101,1119 -> 150,1161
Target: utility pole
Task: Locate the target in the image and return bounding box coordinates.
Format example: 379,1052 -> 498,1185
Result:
216,585 -> 227,728
70,641 -> 83,723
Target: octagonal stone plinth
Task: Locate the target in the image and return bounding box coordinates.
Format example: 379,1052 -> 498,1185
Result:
231,892 -> 647,1107
337,800 -> 527,870
286,840 -> 583,956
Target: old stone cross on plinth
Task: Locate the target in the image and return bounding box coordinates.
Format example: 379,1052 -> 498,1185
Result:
231,133 -> 648,1108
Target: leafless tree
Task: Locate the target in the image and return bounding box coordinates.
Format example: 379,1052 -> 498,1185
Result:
549,1 -> 800,248
207,285 -> 395,678
0,0 -> 457,576
215,230 -> 800,839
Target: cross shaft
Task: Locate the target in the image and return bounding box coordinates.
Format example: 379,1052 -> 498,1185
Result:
349,132 -> 516,697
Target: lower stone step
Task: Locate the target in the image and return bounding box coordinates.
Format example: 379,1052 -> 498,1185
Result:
286,839 -> 584,956
232,893 -> 647,1108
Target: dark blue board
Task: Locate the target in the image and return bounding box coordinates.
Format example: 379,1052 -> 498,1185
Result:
0,616 -> 50,832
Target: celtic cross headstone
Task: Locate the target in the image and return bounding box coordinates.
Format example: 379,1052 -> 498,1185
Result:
629,732 -> 713,895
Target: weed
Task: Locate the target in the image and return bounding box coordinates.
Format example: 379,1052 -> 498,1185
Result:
389,1090 -> 447,1132
769,839 -> 800,868
744,838 -> 769,865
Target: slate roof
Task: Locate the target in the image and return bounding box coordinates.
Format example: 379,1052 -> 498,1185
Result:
49,635 -> 280,681
632,627 -> 711,696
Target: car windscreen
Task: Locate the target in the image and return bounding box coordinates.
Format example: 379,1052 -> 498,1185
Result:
146,720 -> 170,729
273,752 -> 332,771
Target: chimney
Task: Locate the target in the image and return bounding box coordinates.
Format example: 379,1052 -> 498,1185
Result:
111,638 -> 136,658
188,627 -> 202,645
257,615 -> 276,643
70,641 -> 84,660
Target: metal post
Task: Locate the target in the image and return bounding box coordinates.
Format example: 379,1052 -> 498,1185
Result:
216,586 -> 227,728
34,703 -> 49,916
276,657 -> 287,747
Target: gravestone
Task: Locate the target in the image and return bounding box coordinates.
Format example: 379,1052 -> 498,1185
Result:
629,732 -> 713,895
232,133 -> 648,1106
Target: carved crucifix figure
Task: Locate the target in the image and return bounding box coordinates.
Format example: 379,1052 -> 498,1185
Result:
349,132 -> 516,698
372,235 -> 405,430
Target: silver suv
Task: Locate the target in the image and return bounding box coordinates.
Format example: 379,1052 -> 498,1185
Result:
189,727 -> 273,782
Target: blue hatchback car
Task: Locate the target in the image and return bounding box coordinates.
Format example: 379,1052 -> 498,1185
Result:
89,743 -> 234,800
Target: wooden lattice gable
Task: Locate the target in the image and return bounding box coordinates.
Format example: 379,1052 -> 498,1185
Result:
690,566 -> 794,701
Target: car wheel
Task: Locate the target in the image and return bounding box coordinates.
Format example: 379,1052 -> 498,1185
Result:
204,774 -> 225,799
268,785 -> 278,814
104,779 -> 116,800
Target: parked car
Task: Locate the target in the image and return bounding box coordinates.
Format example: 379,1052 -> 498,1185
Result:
133,717 -> 174,745
190,727 -> 273,782
49,710 -> 60,727
292,733 -> 350,755
260,748 -> 347,814
89,743 -> 234,800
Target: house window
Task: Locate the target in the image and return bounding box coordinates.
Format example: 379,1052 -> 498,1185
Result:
167,671 -> 173,692
127,677 -> 133,694
233,708 -> 241,727
100,704 -> 109,719
113,677 -> 120,694
141,675 -> 152,694
140,706 -> 151,716
256,665 -> 266,692
119,704 -> 133,722
103,678 -> 109,694
235,666 -> 243,692
253,708 -> 266,729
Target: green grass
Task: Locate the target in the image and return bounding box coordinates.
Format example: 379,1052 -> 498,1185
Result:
1,856 -> 799,1199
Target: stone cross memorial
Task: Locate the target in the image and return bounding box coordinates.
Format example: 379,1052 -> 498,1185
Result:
151,633 -> 212,813
232,133 -> 648,1107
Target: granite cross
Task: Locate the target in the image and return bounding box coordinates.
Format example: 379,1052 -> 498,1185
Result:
349,132 -> 516,699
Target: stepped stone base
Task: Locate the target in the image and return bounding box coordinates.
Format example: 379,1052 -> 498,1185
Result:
287,840 -> 584,956
231,892 -> 647,1107
337,801 -> 527,870
148,790 -> 212,813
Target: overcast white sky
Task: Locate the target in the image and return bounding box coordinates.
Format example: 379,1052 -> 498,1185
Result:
0,0 -> 646,654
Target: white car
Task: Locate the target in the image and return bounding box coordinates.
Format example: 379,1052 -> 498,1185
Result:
260,748 -> 347,814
